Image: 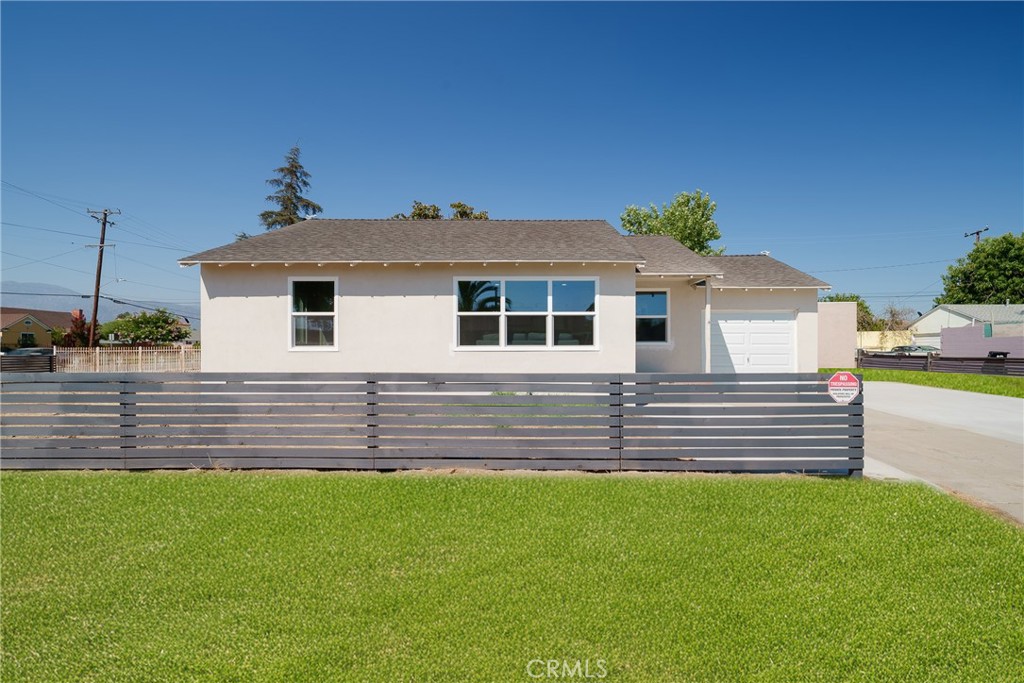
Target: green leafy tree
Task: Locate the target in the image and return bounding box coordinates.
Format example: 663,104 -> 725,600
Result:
392,201 -> 489,220
935,232 -> 1024,305
621,189 -> 724,255
258,146 -> 324,231
819,293 -> 881,330
98,309 -> 191,345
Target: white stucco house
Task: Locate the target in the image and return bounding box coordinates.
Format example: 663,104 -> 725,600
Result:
910,303 -> 1024,350
179,219 -> 830,374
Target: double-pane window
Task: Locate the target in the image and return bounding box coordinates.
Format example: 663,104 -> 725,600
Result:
636,291 -> 668,343
291,279 -> 336,348
456,279 -> 596,348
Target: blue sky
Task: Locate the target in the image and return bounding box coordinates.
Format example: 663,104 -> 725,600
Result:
2,1 -> 1021,320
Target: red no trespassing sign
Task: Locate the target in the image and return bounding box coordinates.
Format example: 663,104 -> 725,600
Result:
827,372 -> 861,404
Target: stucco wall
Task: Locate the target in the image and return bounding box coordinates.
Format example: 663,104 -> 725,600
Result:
710,289 -> 820,372
198,262 -> 637,373
634,277 -> 706,373
817,302 -> 857,368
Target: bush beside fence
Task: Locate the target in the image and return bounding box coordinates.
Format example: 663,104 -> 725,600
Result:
0,372 -> 863,475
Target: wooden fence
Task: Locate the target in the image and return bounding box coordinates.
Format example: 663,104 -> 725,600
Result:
54,347 -> 201,373
858,352 -> 1024,376
0,373 -> 863,475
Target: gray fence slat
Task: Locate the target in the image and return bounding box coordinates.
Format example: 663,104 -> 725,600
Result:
373,415 -> 617,427
0,457 -> 125,469
620,404 -> 856,416
374,404 -> 612,416
371,394 -> 615,406
127,404 -> 373,416
620,393 -> 843,405
622,437 -> 863,448
373,447 -> 619,460
118,426 -> 373,437
624,415 -> 863,427
374,426 -> 617,438
373,458 -> 617,471
620,459 -> 864,472
122,456 -> 375,470
624,383 -> 828,395
627,372 -> 828,382
621,447 -> 862,459
621,426 -> 863,438
3,426 -> 121,437
371,437 -> 616,449
119,436 -> 371,447
369,382 -> 618,394
1,438 -> 125,449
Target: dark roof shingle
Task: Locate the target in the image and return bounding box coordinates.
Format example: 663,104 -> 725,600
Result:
180,219 -> 644,265
704,255 -> 830,289
624,235 -> 722,276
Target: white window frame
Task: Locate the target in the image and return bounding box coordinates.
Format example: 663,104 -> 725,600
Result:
636,288 -> 671,346
288,276 -> 339,352
453,276 -> 600,351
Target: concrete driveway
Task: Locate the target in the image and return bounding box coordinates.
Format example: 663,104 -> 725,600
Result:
863,382 -> 1024,524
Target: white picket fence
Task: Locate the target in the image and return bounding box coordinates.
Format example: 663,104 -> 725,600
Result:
55,347 -> 201,373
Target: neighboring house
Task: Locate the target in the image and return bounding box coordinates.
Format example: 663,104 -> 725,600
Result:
0,307 -> 79,351
179,219 -> 830,374
911,304 -> 1024,350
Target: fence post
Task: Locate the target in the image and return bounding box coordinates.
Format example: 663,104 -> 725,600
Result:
612,374 -> 623,472
367,379 -> 378,470
94,347 -> 100,372
119,379 -> 138,470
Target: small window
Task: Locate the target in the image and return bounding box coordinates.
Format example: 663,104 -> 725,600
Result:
290,278 -> 337,349
19,332 -> 36,347
636,291 -> 668,343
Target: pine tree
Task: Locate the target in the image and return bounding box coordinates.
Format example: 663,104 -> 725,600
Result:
259,146 -> 324,231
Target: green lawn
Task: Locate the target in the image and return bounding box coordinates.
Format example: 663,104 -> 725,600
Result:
3,472 -> 1022,682
821,368 -> 1024,398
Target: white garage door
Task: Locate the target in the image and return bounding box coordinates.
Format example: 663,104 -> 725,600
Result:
711,312 -> 796,373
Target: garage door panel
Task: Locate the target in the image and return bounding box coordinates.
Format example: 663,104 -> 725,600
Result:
711,312 -> 795,373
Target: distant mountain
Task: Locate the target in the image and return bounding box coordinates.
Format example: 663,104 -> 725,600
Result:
0,281 -> 200,329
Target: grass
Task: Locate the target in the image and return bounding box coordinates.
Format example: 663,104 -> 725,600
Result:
821,367 -> 1024,398
2,472 -> 1022,682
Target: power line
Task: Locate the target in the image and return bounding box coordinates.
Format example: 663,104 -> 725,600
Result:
0,249 -> 95,277
2,221 -> 193,251
1,247 -> 88,271
0,180 -> 92,218
0,291 -> 199,322
808,258 -> 956,274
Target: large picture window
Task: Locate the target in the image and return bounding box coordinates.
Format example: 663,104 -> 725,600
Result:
456,278 -> 597,349
636,290 -> 668,343
290,278 -> 337,349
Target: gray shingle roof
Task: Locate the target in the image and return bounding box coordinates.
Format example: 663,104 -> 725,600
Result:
624,235 -> 723,276
179,219 -> 644,265
704,255 -> 830,289
926,304 -> 1024,325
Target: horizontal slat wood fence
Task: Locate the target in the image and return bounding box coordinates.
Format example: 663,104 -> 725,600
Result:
858,353 -> 1024,376
0,373 -> 863,475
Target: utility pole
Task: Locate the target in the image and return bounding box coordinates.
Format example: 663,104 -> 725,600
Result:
86,208 -> 120,346
964,226 -> 989,244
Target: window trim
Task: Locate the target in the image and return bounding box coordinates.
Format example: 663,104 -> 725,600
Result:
453,276 -> 600,351
636,288 -> 670,346
288,276 -> 339,352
